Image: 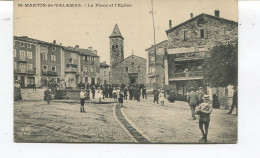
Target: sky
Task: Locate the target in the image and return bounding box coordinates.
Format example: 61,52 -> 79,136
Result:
14,0 -> 237,64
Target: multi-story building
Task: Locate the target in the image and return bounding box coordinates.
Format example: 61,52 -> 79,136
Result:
146,10 -> 238,99
99,61 -> 110,85
14,36 -> 37,88
13,36 -> 101,88
79,47 -> 100,85
145,40 -> 168,88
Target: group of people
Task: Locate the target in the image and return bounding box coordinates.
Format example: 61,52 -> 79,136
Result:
153,88 -> 165,105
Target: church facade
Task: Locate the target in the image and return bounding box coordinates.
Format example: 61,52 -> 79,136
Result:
109,24 -> 146,85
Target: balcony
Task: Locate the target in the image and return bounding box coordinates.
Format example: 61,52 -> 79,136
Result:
14,69 -> 36,74
65,67 -> 77,73
42,70 -> 57,76
169,71 -> 203,81
17,56 -> 28,62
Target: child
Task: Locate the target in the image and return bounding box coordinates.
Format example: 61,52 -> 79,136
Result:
118,90 -> 124,107
195,95 -> 212,143
80,88 -> 86,113
159,90 -> 165,106
44,87 -> 51,105
112,87 -> 117,101
96,87 -> 102,103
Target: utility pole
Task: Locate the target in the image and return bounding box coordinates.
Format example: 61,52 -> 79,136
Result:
149,0 -> 157,87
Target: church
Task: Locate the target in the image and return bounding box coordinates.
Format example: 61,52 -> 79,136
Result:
109,24 -> 146,85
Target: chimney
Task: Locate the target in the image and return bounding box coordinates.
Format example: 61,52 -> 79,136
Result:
93,50 -> 97,55
88,46 -> 92,51
53,40 -> 56,44
190,13 -> 193,19
75,45 -> 79,50
59,43 -> 62,46
169,20 -> 172,29
214,10 -> 220,17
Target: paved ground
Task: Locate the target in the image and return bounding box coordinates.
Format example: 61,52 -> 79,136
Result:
14,88 -> 237,143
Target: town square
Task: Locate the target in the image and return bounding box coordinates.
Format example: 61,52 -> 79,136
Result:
13,0 -> 238,143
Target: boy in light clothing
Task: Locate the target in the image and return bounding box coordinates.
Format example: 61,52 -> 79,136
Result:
196,95 -> 212,143
80,88 -> 86,113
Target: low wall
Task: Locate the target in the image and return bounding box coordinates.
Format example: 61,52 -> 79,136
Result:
56,89 -> 81,100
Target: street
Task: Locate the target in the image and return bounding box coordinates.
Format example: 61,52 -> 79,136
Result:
14,89 -> 237,143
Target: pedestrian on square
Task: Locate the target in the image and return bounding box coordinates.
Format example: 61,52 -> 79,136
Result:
14,80 -> 22,101
212,91 -> 220,109
44,86 -> 51,105
80,88 -> 86,112
136,85 -> 141,102
123,86 -> 128,100
197,87 -> 204,104
228,86 -> 238,115
187,87 -> 199,120
118,90 -> 124,107
153,88 -> 159,104
142,85 -> 147,99
195,95 -> 212,143
109,85 -> 113,98
91,86 -> 95,99
51,80 -> 59,99
112,87 -> 117,101
32,82 -> 36,91
159,90 -> 165,106
129,85 -> 133,100
96,87 -> 102,103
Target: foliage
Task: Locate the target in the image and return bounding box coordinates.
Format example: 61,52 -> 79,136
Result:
202,43 -> 238,87
167,94 -> 176,103
186,80 -> 199,92
163,85 -> 176,95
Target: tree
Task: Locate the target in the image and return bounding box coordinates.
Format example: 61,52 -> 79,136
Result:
202,43 -> 238,87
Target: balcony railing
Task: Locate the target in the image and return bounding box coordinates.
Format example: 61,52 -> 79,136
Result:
169,71 -> 203,79
17,56 -> 27,62
14,69 -> 36,74
65,67 -> 77,73
42,70 -> 57,76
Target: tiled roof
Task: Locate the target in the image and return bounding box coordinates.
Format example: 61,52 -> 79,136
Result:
79,48 -> 98,57
109,24 -> 123,38
165,13 -> 238,34
145,40 -> 168,51
100,62 -> 109,67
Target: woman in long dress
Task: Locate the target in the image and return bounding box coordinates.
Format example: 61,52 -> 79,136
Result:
14,80 -> 22,101
159,90 -> 165,106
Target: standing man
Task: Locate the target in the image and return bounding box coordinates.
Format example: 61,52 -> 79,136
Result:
153,87 -> 159,104
123,86 -> 128,100
142,85 -> 147,99
44,86 -> 51,105
228,86 -> 238,115
197,87 -> 204,104
80,88 -> 86,113
91,86 -> 95,99
129,85 -> 133,100
187,87 -> 199,120
136,85 -> 141,102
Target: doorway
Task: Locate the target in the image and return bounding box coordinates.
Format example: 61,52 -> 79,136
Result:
130,77 -> 136,84
20,76 -> 25,88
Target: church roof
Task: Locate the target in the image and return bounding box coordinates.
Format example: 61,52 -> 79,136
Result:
109,24 -> 124,39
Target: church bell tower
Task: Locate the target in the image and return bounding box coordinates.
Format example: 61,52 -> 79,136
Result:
109,24 -> 124,69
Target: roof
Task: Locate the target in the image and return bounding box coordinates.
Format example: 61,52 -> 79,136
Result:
79,48 -> 98,57
109,24 -> 124,39
145,40 -> 168,51
123,54 -> 146,61
100,62 -> 109,67
165,13 -> 238,34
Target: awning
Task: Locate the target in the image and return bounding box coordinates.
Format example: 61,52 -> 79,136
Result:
128,73 -> 138,78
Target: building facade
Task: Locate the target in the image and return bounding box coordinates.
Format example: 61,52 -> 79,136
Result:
13,36 -> 101,88
146,11 -> 238,99
99,61 -> 110,85
109,24 -> 146,85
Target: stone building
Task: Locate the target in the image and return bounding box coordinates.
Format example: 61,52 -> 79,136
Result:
13,36 -> 101,88
145,40 -> 168,88
14,36 -> 37,88
79,48 -> 100,85
109,24 -> 146,85
146,11 -> 238,99
99,61 -> 110,85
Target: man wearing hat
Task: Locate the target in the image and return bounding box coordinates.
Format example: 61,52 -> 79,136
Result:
187,87 -> 199,120
195,95 -> 212,143
228,86 -> 238,115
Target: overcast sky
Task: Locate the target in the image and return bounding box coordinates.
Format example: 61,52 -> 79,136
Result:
14,0 -> 237,63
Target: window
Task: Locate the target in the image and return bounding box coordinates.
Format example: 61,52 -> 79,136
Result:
51,55 -> 56,61
220,27 -> 228,35
20,42 -> 24,47
90,67 -> 94,73
199,29 -> 205,38
42,54 -> 47,60
131,62 -> 134,65
52,46 -> 56,51
138,66 -> 141,71
51,66 -> 56,72
183,30 -> 188,41
14,62 -> 17,70
20,50 -> 26,57
27,51 -> 32,59
20,63 -> 26,69
13,49 -> 16,57
83,65 -> 88,72
42,65 -> 48,70
27,63 -> 33,70
104,71 -> 107,76
126,67 -> 128,72
27,43 -> 31,48
150,56 -> 155,62
150,67 -> 155,73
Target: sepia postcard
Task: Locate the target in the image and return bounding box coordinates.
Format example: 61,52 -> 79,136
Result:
13,0 -> 238,143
